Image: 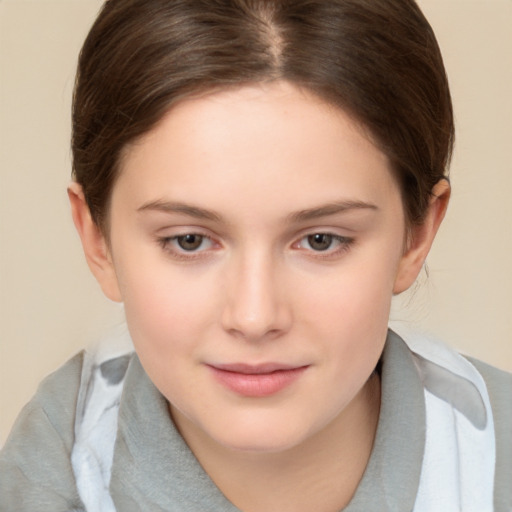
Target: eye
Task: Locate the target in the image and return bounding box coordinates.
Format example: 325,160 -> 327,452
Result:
305,233 -> 335,251
158,233 -> 216,256
294,232 -> 353,255
175,234 -> 207,251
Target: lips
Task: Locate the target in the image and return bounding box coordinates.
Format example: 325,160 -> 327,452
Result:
211,362 -> 302,374
207,363 -> 309,397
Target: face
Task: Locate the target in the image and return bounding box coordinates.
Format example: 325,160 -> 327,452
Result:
96,81 -> 413,453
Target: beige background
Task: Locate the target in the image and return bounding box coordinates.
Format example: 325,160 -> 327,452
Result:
1,0 -> 511,444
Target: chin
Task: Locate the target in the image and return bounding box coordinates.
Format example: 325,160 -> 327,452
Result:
208,415 -> 316,455
220,435 -> 303,454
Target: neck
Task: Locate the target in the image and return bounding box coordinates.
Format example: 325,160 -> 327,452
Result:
172,372 -> 381,512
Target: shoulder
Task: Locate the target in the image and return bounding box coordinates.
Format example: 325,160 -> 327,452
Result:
466,356 -> 512,404
465,355 -> 512,431
395,329 -> 512,509
0,352 -> 85,511
466,356 -> 512,511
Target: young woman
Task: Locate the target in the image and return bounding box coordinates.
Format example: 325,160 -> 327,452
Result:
1,1 -> 510,511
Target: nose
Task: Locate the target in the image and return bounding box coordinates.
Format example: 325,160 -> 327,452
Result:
221,251 -> 292,342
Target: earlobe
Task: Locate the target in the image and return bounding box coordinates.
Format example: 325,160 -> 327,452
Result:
67,182 -> 122,302
393,179 -> 451,294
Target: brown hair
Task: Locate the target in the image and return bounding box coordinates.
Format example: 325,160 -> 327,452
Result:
72,0 -> 454,230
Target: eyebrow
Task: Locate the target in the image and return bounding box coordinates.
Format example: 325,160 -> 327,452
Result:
137,198 -> 378,224
137,200 -> 223,222
287,200 -> 378,223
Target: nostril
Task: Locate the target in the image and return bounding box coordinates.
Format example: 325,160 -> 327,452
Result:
220,258 -> 293,341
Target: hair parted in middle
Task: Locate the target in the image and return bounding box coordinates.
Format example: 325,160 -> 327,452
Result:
72,0 -> 454,231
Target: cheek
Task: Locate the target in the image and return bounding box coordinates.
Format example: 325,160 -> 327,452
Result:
118,268 -> 222,403
296,252 -> 399,375
117,261 -> 221,356
299,255 -> 398,328
312,283 -> 391,369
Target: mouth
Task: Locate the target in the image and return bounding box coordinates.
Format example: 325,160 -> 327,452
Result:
211,362 -> 305,374
206,363 -> 309,397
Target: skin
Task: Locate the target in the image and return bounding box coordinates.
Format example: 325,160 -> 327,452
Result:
69,81 -> 449,512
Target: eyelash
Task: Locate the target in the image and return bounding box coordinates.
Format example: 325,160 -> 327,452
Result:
157,232 -> 354,261
157,233 -> 217,261
293,233 -> 354,260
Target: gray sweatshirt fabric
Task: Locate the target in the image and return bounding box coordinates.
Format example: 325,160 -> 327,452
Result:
1,334 -> 510,511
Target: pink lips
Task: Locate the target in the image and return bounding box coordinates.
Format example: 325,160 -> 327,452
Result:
207,363 -> 308,397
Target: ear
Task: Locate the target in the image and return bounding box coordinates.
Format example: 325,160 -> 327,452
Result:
68,182 -> 122,302
393,179 -> 451,294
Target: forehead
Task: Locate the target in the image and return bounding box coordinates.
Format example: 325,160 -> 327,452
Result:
114,81 -> 400,221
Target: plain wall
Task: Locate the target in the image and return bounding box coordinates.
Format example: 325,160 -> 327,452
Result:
1,0 -> 511,444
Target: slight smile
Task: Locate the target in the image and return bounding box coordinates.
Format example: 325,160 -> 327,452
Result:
206,363 -> 310,398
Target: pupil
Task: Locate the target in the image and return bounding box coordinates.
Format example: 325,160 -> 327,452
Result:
308,234 -> 332,251
178,234 -> 202,251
